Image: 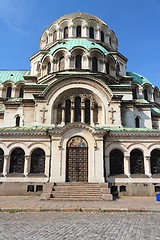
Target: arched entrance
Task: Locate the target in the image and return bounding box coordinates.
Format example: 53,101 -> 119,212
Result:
66,136 -> 88,182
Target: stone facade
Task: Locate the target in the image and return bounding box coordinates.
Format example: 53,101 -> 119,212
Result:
0,12 -> 160,196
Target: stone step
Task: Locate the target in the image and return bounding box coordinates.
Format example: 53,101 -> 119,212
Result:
41,182 -> 113,201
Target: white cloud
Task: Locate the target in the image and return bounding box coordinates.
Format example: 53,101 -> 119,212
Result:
0,0 -> 33,34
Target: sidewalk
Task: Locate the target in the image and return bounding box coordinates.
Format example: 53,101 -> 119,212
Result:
0,196 -> 160,212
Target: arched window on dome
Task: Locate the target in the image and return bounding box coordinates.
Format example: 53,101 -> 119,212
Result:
6,86 -> 12,98
143,89 -> 148,101
106,62 -> 110,75
47,62 -> 51,75
101,31 -> 104,42
76,26 -> 81,37
19,87 -> 24,98
85,99 -> 90,124
75,97 -> 81,122
64,27 -> 69,38
53,30 -> 57,42
116,62 -> 120,78
75,55 -> 82,69
92,57 -> 98,71
59,57 -> 65,71
16,116 -> 20,127
89,27 -> 94,39
132,88 -> 137,99
135,116 -> 140,128
65,99 -> 71,124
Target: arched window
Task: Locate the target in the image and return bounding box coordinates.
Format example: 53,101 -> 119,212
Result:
132,88 -> 137,99
110,149 -> 124,175
116,62 -> 120,78
19,87 -> 24,98
57,104 -> 62,124
0,148 -> 4,173
75,97 -> 81,122
89,27 -> 94,39
76,26 -> 81,37
65,99 -> 71,124
130,149 -> 144,174
109,36 -> 112,45
85,99 -> 90,124
106,62 -> 110,74
64,27 -> 68,38
75,55 -> 82,69
93,103 -> 98,123
151,149 -> 160,174
16,116 -> 20,127
53,30 -> 57,42
59,57 -> 65,71
101,31 -> 104,42
92,57 -> 98,71
144,89 -> 148,101
135,117 -> 140,128
47,62 -> 51,74
9,148 -> 25,173
30,148 -> 45,174
6,86 -> 12,98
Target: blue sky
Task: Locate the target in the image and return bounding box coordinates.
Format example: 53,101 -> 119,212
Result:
0,0 -> 160,87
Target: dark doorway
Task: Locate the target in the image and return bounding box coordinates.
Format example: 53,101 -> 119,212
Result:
66,137 -> 88,182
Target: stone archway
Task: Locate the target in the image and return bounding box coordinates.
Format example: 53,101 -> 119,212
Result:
66,136 -> 88,182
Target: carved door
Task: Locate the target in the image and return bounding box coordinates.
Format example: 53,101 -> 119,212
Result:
66,137 -> 88,182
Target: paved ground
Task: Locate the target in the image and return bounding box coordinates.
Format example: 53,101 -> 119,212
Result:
1,211 -> 160,240
0,196 -> 160,212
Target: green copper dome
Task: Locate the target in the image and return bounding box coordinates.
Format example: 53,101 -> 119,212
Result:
49,39 -> 109,56
0,70 -> 30,83
127,72 -> 153,86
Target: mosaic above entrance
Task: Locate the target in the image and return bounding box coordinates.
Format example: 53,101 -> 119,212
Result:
68,137 -> 87,148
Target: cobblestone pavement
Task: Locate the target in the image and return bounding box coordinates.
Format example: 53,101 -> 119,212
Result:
0,212 -> 160,240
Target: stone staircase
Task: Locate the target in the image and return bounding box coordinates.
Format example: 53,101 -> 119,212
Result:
41,182 -> 112,201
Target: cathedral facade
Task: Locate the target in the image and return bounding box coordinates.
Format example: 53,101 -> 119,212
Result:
0,12 -> 160,196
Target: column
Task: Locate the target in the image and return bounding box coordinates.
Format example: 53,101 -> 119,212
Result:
90,107 -> 94,126
3,155 -> 9,176
61,106 -> 65,125
24,156 -> 30,177
144,156 -> 152,177
105,155 -> 110,177
71,107 -> 74,123
11,87 -> 16,98
124,156 -> 131,177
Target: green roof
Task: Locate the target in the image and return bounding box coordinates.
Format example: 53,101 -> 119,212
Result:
0,70 -> 30,83
49,39 -> 109,55
127,72 -> 153,86
151,107 -> 160,116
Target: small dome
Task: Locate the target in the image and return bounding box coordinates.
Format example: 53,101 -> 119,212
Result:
52,12 -> 107,26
